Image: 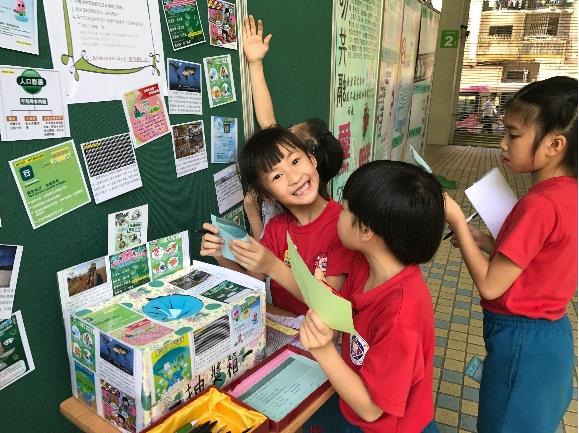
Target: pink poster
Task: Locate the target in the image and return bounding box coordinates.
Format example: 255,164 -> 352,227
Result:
122,83 -> 170,147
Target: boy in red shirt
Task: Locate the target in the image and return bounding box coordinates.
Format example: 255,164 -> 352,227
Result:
301,161 -> 444,433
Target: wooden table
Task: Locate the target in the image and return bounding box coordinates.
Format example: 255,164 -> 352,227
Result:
60,305 -> 335,433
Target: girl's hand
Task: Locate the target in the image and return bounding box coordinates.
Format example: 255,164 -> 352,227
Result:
452,226 -> 495,255
314,268 -> 332,292
242,16 -> 272,64
229,236 -> 276,274
300,310 -> 333,352
243,190 -> 261,217
444,193 -> 466,228
199,223 -> 224,258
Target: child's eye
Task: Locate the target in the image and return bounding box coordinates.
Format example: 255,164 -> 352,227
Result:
271,173 -> 282,181
292,158 -> 300,165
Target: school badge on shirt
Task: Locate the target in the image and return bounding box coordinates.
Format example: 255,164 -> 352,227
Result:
350,332 -> 369,365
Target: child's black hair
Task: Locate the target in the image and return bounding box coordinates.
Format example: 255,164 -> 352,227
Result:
300,118 -> 344,186
343,160 -> 445,265
506,76 -> 577,177
238,126 -> 313,198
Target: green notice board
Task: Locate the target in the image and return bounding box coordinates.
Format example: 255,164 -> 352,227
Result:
0,0 -> 332,432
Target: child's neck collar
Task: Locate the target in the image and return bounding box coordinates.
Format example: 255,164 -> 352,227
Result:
287,195 -> 328,226
362,246 -> 405,292
532,165 -> 572,185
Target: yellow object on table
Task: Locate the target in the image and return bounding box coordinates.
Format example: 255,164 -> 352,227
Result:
146,388 -> 267,433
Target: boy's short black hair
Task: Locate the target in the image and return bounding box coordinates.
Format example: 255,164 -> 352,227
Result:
343,160 -> 445,265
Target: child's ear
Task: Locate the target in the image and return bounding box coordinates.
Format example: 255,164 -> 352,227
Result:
359,223 -> 374,241
545,133 -> 567,157
309,153 -> 317,168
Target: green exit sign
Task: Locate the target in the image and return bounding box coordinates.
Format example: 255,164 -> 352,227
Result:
440,30 -> 460,48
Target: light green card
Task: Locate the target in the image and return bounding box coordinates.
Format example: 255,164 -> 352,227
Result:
286,234 -> 355,334
410,144 -> 433,173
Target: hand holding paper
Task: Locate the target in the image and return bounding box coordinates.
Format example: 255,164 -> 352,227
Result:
287,234 -> 355,334
210,214 -> 250,262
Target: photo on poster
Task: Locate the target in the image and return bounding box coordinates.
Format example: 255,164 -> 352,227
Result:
151,335 -> 193,402
211,116 -> 237,163
9,140 -> 91,229
101,379 -> 137,433
167,269 -> 212,291
162,0 -> 205,50
111,318 -> 172,347
201,280 -> 251,304
208,0 -> 237,50
192,315 -> 230,373
70,316 -> 96,371
122,83 -> 170,148
0,66 -> 69,141
0,244 -> 23,320
220,205 -> 245,231
108,245 -> 151,296
167,58 -> 202,115
230,295 -> 261,348
65,257 -> 108,298
100,333 -> 134,375
74,360 -> 97,409
0,311 -> 35,391
171,120 -> 208,178
0,0 -> 38,54
81,133 -> 143,204
108,204 -> 148,254
203,55 -> 236,108
213,164 -> 244,214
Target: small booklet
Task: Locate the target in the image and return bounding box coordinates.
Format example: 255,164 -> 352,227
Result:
211,214 -> 250,262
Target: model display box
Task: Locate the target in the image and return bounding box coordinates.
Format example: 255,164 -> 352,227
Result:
67,261 -> 266,433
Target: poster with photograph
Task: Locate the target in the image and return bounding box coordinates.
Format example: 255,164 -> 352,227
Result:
0,311 -> 35,391
0,0 -> 38,54
111,318 -> 172,347
192,315 -> 230,374
203,55 -> 236,108
208,0 -> 237,50
221,205 -> 245,230
211,116 -> 237,163
108,205 -> 148,254
167,58 -> 202,115
9,140 -> 91,229
100,379 -> 137,433
0,245 -> 23,320
162,0 -> 204,50
108,245 -> 151,296
73,360 -> 96,409
151,335 -> 192,402
122,83 -> 170,148
148,232 -> 188,281
0,66 -> 69,141
81,133 -> 143,204
171,120 -> 208,178
213,164 -> 243,214
70,316 -> 96,371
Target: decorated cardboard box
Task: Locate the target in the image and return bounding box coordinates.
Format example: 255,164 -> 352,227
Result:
68,261 -> 266,433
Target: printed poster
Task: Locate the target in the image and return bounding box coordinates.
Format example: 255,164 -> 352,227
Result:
9,140 -> 91,229
230,295 -> 261,348
82,304 -> 143,333
213,164 -> 243,214
0,244 -> 23,321
151,335 -> 192,402
0,66 -> 70,141
101,379 -> 137,433
70,316 -> 96,371
211,116 -> 238,163
111,318 -> 172,347
73,360 -> 97,409
122,83 -> 170,148
108,245 -> 151,296
372,0 -> 404,161
221,205 -> 245,230
0,0 -> 38,54
208,0 -> 237,50
192,315 -> 230,374
171,120 -> 208,178
330,0 -> 383,200
108,205 -> 149,254
162,0 -> 205,50
148,233 -> 187,280
203,55 -> 236,108
81,133 -> 143,204
201,280 -> 252,304
167,58 -> 202,115
0,311 -> 34,391
44,0 -> 167,104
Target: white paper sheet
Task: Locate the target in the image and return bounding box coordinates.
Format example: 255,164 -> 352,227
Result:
0,310 -> 35,391
0,245 -> 23,321
171,120 -> 208,178
213,164 -> 244,214
0,0 -> 38,54
108,205 -> 149,254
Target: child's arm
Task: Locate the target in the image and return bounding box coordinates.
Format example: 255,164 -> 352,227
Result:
451,225 -> 496,255
300,311 -> 383,422
243,191 -> 265,239
243,16 -> 276,128
445,194 -> 523,300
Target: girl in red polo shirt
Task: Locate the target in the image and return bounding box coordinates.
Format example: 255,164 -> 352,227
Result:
445,76 -> 577,433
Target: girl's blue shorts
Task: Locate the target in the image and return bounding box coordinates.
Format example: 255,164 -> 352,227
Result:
478,310 -> 574,433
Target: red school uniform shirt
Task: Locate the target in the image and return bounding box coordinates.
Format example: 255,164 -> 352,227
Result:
260,199 -> 354,315
482,176 -> 578,320
339,253 -> 435,433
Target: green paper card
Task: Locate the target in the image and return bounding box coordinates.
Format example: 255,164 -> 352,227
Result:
109,245 -> 151,296
83,304 -> 143,333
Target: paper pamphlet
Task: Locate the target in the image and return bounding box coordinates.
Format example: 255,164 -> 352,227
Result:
286,234 -> 355,334
0,245 -> 23,321
465,168 -> 518,238
410,144 -> 433,173
0,311 -> 35,391
211,214 -> 249,262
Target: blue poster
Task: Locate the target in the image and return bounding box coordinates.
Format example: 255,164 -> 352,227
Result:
211,116 -> 238,163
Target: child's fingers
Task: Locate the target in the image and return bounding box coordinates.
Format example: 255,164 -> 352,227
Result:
202,233 -> 224,245
242,18 -> 249,39
264,34 -> 272,48
202,222 -> 219,234
313,268 -> 327,283
249,15 -> 256,35
231,238 -> 258,253
257,19 -> 263,37
307,310 -> 329,334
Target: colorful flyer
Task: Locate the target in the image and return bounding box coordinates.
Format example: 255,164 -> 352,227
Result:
70,316 -> 97,371
167,58 -> 202,115
9,140 -> 91,229
201,280 -> 252,304
0,311 -> 35,391
81,133 -> 143,204
0,245 -> 23,321
161,0 -> 205,50
73,360 -> 97,409
0,66 -> 69,141
221,205 -> 245,230
101,379 -> 137,433
100,333 -> 134,376
171,120 -> 208,178
230,295 -> 261,348
111,318 -> 172,347
213,164 -> 243,214
192,315 -> 231,374
122,83 -> 170,148
0,0 -> 38,54
208,0 -> 237,50
203,55 -> 236,108
151,335 -> 193,402
108,205 -> 149,254
83,304 -> 143,333
211,116 -> 237,163
108,245 -> 151,296
148,233 -> 186,280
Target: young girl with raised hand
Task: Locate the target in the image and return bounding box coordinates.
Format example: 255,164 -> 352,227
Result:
445,76 -> 577,433
200,126 -> 353,315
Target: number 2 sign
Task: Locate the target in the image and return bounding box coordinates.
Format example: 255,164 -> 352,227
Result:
440,30 -> 459,48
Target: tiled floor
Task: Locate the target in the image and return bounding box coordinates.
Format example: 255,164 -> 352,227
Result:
423,144 -> 579,433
